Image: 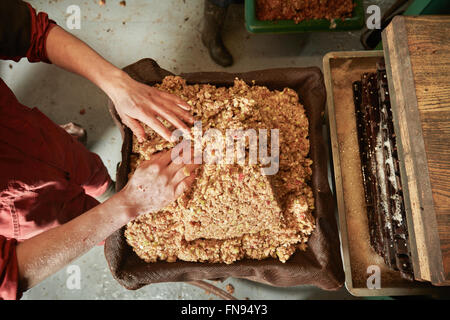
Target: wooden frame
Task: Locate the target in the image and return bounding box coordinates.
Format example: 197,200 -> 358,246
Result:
382,16 -> 450,285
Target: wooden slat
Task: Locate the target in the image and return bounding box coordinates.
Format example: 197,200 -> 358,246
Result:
382,16 -> 450,285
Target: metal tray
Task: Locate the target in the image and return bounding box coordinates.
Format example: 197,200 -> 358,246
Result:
322,50 -> 450,297
245,0 -> 364,34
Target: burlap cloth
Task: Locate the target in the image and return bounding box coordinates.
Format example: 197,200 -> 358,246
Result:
104,58 -> 344,290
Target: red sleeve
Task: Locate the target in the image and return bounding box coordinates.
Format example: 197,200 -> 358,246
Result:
0,0 -> 57,63
0,236 -> 21,300
23,2 -> 57,63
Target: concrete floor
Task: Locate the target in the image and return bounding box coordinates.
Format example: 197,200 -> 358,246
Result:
0,0 -> 395,300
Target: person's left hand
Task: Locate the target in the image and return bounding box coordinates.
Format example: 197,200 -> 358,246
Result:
118,146 -> 198,217
106,71 -> 194,142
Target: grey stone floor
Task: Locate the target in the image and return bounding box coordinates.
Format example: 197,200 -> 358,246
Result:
0,0 -> 395,300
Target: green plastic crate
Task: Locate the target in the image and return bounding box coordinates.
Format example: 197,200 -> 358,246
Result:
245,0 -> 365,33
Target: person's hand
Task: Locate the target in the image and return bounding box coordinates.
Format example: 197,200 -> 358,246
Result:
106,71 -> 194,142
44,25 -> 193,143
118,147 -> 198,218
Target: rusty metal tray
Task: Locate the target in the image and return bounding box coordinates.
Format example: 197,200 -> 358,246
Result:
322,50 -> 449,297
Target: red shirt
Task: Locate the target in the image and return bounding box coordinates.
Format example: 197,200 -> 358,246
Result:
0,1 -> 110,300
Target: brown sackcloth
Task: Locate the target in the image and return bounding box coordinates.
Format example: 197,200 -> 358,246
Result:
104,58 -> 344,290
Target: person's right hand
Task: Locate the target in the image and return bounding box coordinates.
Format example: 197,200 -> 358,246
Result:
106,71 -> 194,142
118,147 -> 198,218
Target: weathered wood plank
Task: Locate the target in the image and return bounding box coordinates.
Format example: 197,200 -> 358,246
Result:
382,15 -> 450,285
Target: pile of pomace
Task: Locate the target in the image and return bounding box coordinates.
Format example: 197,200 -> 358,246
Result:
124,76 -> 315,264
256,0 -> 355,24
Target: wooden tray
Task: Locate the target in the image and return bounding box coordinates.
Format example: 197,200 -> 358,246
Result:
322,50 -> 449,296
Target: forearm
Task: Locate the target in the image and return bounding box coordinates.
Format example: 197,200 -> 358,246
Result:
45,25 -> 125,99
15,192 -> 134,291
45,25 -> 193,142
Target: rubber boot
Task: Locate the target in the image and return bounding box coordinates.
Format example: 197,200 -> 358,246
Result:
202,0 -> 233,67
